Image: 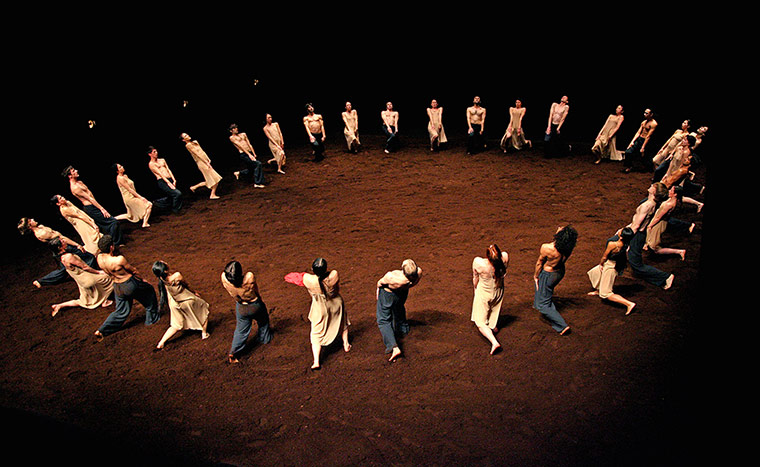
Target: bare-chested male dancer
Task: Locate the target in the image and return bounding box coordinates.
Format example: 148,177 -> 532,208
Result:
229,123 -> 266,188
63,166 -> 123,246
623,108 -> 658,173
381,101 -> 400,153
304,103 -> 326,162
376,259 -> 422,361
534,225 -> 578,335
147,146 -> 183,213
466,96 -> 486,154
626,182 -> 674,289
94,234 -> 160,340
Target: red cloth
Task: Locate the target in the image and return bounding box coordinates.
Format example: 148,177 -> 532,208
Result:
284,272 -> 306,287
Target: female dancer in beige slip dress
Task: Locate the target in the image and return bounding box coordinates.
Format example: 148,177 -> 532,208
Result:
300,258 -> 350,370
342,102 -> 361,153
153,261 -> 210,350
592,105 -> 625,163
471,244 -> 509,355
114,164 -> 152,227
652,119 -> 690,167
263,114 -> 286,174
181,133 -> 222,199
500,100 -> 531,152
427,99 -> 447,151
50,238 -> 113,316
52,194 -> 102,255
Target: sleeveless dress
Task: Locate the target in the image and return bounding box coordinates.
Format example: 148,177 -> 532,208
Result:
165,274 -> 209,331
500,107 -> 528,150
427,108 -> 447,144
343,111 -> 361,148
471,272 -> 504,330
652,129 -> 686,166
65,262 -> 113,308
117,175 -> 150,222
60,201 -> 102,255
308,279 -> 348,346
591,114 -> 623,160
185,141 -> 223,188
265,123 -> 286,164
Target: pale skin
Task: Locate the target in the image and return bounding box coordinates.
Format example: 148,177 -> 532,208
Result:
627,109 -> 658,152
534,228 -> 570,335
467,96 -> 486,134
26,218 -> 84,287
594,105 -> 624,163
148,149 -> 178,189
376,265 -> 422,361
263,115 -> 286,173
51,249 -> 113,316
155,269 -> 210,350
303,270 -> 351,369
427,100 -> 443,150
342,102 -> 360,151
303,106 -> 326,143
93,245 -> 139,340
181,133 -> 220,199
229,126 -> 264,186
56,194 -> 100,236
587,229 -> 636,315
381,102 -> 399,133
472,251 -> 509,354
646,187 -> 687,260
115,164 -> 152,227
68,168 -> 111,218
626,185 -> 675,290
546,96 -> 569,135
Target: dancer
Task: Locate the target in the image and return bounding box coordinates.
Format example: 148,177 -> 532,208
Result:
49,237 -> 113,317
181,133 -> 223,199
592,105 -> 625,163
544,95 -> 570,157
587,227 -> 636,315
113,163 -> 152,227
623,108 -> 658,173
381,101 -> 400,153
656,134 -> 695,184
228,124 -> 266,188
625,183 -> 674,289
285,258 -> 351,370
221,260 -> 272,363
263,114 -> 286,174
533,225 -> 578,335
471,244 -> 509,355
652,119 -> 690,168
500,99 -> 531,152
645,186 -> 688,260
18,217 -> 97,289
51,194 -> 102,256
152,261 -> 210,350
375,259 -> 422,361
303,103 -> 326,161
94,235 -> 161,340
148,146 -> 183,213
427,99 -> 447,151
63,166 -> 123,246
466,96 -> 487,154
342,102 -> 361,153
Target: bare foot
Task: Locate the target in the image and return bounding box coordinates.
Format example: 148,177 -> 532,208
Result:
663,274 -> 674,290
278,169 -> 285,174
227,354 -> 240,364
201,332 -> 210,340
587,290 -> 599,296
625,303 -> 636,315
94,330 -> 104,342
51,304 -> 61,317
210,195 -> 220,200
560,326 -> 571,336
490,343 -> 502,355
344,342 -> 352,352
102,300 -> 113,307
388,347 -> 402,362
254,184 -> 266,188
689,223 -> 695,234
190,186 -> 197,193
697,203 -> 704,213
233,171 -> 240,180
33,281 -> 41,289
310,363 -> 321,370
679,250 -> 686,261
142,222 -> 150,228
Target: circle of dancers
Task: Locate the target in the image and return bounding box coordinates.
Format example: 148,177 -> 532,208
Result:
18,95 -> 707,367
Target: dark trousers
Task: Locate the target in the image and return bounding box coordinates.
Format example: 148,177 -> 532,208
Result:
82,205 -> 122,245
154,179 -> 183,213
310,133 -> 325,161
238,153 -> 266,185
37,247 -> 97,286
544,124 -> 568,157
229,299 -> 272,356
376,288 -> 410,353
382,126 -> 399,152
533,268 -> 568,332
628,230 -> 670,287
624,137 -> 649,172
98,276 -> 160,335
467,124 -> 485,154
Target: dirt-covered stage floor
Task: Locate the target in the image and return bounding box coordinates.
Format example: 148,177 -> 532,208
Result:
0,128 -> 714,466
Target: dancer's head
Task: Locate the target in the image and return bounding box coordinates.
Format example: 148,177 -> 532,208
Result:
98,235 -> 114,254
61,165 -> 76,178
402,259 -> 418,281
17,217 -> 34,235
652,182 -> 668,202
487,244 -> 507,278
312,257 -> 328,280
147,146 -> 158,157
152,260 -> 169,279
620,227 -> 635,245
229,123 -> 239,134
553,225 -> 578,258
686,134 -> 697,148
224,260 -> 243,287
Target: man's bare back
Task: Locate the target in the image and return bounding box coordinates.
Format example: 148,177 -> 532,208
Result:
97,253 -> 136,284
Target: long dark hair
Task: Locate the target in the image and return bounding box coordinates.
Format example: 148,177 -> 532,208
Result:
312,257 -> 329,296
487,244 -> 507,279
614,227 -> 635,273
224,260 -> 243,288
554,226 -> 578,258
152,260 -> 169,311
